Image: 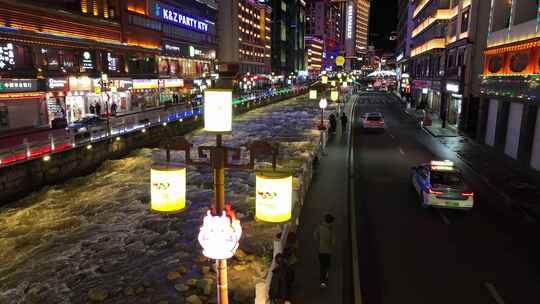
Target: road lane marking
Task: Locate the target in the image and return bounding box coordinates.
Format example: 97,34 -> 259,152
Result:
484,282 -> 505,304
398,147 -> 405,155
437,209 -> 451,225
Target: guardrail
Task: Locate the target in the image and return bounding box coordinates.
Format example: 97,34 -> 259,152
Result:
0,86 -> 308,168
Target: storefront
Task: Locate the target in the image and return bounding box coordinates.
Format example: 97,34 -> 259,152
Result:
160,78 -> 184,104
445,82 -> 462,128
45,77 -> 68,126
132,79 -> 160,110
0,79 -> 45,132
66,76 -> 94,122
161,42 -> 215,78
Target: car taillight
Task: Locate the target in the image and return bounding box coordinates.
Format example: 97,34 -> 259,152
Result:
461,192 -> 474,197
428,188 -> 443,195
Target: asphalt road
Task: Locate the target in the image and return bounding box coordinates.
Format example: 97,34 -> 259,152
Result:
351,93 -> 540,304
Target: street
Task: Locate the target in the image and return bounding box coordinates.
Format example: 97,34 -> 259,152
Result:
351,93 -> 540,304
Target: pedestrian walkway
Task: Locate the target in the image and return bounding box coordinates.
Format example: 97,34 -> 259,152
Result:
292,104 -> 351,303
401,103 -> 540,221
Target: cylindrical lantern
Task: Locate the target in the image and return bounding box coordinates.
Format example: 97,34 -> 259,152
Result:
331,80 -> 336,87
331,90 -> 339,101
150,163 -> 187,213
309,90 -> 317,100
342,82 -> 348,88
322,75 -> 328,84
204,89 -> 233,133
255,171 -> 293,223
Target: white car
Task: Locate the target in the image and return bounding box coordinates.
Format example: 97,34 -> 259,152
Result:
361,112 -> 386,130
411,160 -> 474,210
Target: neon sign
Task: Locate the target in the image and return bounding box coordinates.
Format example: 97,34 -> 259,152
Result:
346,4 -> 353,39
157,3 -> 209,33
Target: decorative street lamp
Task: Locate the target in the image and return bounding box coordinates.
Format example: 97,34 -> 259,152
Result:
309,89 -> 317,100
331,90 -> 339,102
322,75 -> 328,84
255,170 -> 293,223
318,97 -> 327,130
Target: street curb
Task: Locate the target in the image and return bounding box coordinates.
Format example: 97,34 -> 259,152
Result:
348,96 -> 362,304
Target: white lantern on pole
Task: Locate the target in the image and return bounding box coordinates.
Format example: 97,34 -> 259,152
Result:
204,89 -> 233,133
319,98 -> 328,109
198,210 -> 242,259
255,171 -> 293,223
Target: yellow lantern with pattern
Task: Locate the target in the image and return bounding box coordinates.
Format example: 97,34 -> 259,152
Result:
331,90 -> 339,102
151,163 -> 187,213
255,170 -> 293,223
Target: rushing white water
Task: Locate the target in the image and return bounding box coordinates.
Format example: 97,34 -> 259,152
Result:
0,96 -> 331,303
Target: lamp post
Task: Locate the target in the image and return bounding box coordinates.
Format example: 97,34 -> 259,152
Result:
99,73 -> 112,136
318,97 -> 327,130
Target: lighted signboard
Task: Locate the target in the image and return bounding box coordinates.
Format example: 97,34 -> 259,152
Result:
133,79 -> 159,89
198,211 -> 242,259
0,43 -> 15,71
446,83 -> 459,93
0,79 -> 38,92
255,171 -> 293,223
346,4 -> 353,39
156,2 -> 209,33
47,78 -> 68,91
164,79 -> 184,88
204,89 -> 232,133
82,51 -> 94,71
150,164 -> 187,213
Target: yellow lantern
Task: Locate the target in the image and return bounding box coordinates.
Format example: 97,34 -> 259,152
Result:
309,90 -> 317,100
151,163 -> 187,213
331,80 -> 336,87
331,90 -> 339,101
321,75 -> 328,84
255,171 -> 293,223
204,89 -> 232,133
342,82 -> 348,88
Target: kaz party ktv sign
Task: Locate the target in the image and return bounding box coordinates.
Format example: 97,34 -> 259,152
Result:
156,2 -> 209,33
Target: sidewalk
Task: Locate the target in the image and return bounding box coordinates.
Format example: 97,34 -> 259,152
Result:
402,106 -> 540,221
292,113 -> 351,303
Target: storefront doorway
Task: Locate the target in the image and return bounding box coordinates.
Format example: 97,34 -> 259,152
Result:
448,94 -> 462,127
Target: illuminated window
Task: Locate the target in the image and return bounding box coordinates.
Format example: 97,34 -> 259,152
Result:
92,0 -> 99,16
281,20 -> 286,41
281,1 -> 287,11
81,0 -> 88,13
460,8 -> 469,33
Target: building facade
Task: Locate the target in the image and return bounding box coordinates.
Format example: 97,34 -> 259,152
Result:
477,0 -> 540,171
306,0 -> 343,71
305,35 -> 324,74
0,0 -> 218,133
396,0 -> 414,95
271,0 -> 306,75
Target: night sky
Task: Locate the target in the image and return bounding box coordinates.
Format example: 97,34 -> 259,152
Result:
369,0 -> 398,53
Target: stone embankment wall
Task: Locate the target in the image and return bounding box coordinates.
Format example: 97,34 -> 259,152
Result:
0,91 -> 305,206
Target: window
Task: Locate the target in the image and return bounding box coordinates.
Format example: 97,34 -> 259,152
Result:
281,1 -> 287,11
460,8 -> 470,33
281,20 -> 286,41
430,171 -> 464,187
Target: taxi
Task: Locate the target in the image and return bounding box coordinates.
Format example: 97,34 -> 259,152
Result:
411,160 -> 474,210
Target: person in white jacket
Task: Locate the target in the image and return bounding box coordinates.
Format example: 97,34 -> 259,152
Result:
313,214 -> 335,288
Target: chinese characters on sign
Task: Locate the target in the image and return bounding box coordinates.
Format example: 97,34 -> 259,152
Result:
82,51 -> 94,71
0,79 -> 37,92
157,3 -> 209,33
0,43 -> 15,71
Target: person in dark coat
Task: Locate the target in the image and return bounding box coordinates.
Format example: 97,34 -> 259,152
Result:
95,102 -> 101,116
89,103 -> 95,115
329,113 -> 337,133
340,112 -> 348,131
269,253 -> 294,304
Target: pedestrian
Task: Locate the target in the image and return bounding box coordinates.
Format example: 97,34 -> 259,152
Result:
110,102 -> 118,115
89,103 -> 95,115
268,253 -> 294,304
329,113 -> 337,133
313,214 -> 335,288
95,102 -> 101,116
340,112 -> 348,131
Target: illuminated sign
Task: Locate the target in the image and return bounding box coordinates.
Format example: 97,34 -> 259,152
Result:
204,89 -> 232,133
189,46 -> 202,57
82,51 -> 94,71
157,2 -> 209,33
0,79 -> 37,92
107,52 -> 120,72
255,172 -> 293,223
446,83 -> 459,93
164,79 -> 184,88
198,211 -> 242,259
133,79 -> 159,89
346,4 -> 353,39
0,43 -> 15,71
150,164 -> 187,213
47,78 -> 68,91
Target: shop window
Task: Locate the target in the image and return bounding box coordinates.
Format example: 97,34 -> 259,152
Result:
0,43 -> 33,73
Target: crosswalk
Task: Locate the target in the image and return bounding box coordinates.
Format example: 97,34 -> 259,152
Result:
354,93 -> 399,105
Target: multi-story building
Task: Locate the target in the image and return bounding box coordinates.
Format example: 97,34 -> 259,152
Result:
477,0 -> 540,171
305,35 -> 324,74
355,0 -> 370,54
441,0 -> 489,134
306,0 -> 342,71
271,0 -> 306,75
217,0 -> 272,76
396,0 -> 414,95
343,0 -> 370,69
410,0 -> 453,117
0,0 -> 218,133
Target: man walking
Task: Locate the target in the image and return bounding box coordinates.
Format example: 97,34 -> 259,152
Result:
340,112 -> 348,132
314,214 -> 335,288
